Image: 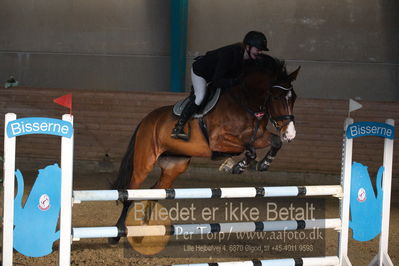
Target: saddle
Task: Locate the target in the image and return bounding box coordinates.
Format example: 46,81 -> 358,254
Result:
173,87 -> 221,118
172,87 -> 232,158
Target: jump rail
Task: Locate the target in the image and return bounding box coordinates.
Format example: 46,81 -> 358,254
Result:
72,218 -> 341,240
73,185 -> 342,203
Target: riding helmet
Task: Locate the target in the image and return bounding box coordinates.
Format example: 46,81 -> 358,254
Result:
243,31 -> 269,51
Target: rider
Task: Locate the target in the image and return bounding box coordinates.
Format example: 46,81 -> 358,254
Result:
171,31 -> 270,141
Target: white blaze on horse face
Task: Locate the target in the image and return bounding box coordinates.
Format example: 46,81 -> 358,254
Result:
283,121 -> 296,142
281,90 -> 295,141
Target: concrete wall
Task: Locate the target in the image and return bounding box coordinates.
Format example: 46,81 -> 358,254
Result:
0,0 -> 170,91
1,0 -> 398,101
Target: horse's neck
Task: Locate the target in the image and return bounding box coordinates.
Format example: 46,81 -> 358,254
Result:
228,81 -> 268,110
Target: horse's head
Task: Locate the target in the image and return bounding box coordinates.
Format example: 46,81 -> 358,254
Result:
238,55 -> 300,142
268,66 -> 300,142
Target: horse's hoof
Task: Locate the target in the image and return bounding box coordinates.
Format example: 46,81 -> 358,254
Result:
219,158 -> 234,172
232,160 -> 248,174
256,161 -> 270,172
232,164 -> 246,174
232,167 -> 244,174
108,237 -> 120,245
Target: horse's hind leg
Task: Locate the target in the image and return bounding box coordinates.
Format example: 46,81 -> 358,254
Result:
108,200 -> 133,244
140,156 -> 191,227
257,133 -> 282,171
129,156 -> 191,244
139,156 -> 191,224
110,142 -> 159,244
153,155 -> 191,189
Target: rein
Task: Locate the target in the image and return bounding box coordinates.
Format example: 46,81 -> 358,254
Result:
229,85 -> 266,145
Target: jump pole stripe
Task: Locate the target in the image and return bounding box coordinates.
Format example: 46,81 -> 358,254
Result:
72,218 -> 341,239
72,185 -> 342,203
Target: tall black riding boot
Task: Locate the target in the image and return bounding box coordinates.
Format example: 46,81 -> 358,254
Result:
171,101 -> 200,141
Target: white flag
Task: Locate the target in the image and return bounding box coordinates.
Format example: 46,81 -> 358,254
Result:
349,99 -> 362,113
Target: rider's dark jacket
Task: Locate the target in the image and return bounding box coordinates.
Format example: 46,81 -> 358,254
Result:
192,43 -> 244,89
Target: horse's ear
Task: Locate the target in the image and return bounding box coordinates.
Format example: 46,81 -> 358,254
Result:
288,66 -> 301,81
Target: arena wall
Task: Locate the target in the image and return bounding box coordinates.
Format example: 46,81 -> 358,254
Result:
1,87 -> 398,187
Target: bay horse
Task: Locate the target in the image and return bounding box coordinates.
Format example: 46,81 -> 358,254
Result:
110,54 -> 300,243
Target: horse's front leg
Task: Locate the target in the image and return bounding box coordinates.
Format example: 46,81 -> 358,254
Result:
231,145 -> 257,174
257,133 -> 282,171
212,133 -> 255,174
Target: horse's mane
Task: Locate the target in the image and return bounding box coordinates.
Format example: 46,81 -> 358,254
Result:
242,54 -> 288,82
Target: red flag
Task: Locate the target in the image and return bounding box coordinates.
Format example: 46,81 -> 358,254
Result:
53,94 -> 72,114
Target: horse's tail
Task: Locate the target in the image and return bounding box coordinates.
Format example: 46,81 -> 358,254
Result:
112,123 -> 141,190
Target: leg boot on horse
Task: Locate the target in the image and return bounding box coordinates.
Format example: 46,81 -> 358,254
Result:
257,133 -> 283,171
171,99 -> 200,141
232,145 -> 257,174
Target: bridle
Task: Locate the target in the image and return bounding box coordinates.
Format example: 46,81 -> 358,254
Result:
268,85 -> 295,130
233,82 -> 295,128
232,82 -> 295,146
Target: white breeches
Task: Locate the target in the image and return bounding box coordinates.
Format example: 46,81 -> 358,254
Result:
191,68 -> 207,105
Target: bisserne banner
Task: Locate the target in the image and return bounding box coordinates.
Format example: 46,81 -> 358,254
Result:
6,117 -> 73,138
346,121 -> 395,140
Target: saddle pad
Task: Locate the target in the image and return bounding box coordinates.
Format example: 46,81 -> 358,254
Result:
173,88 -> 221,118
